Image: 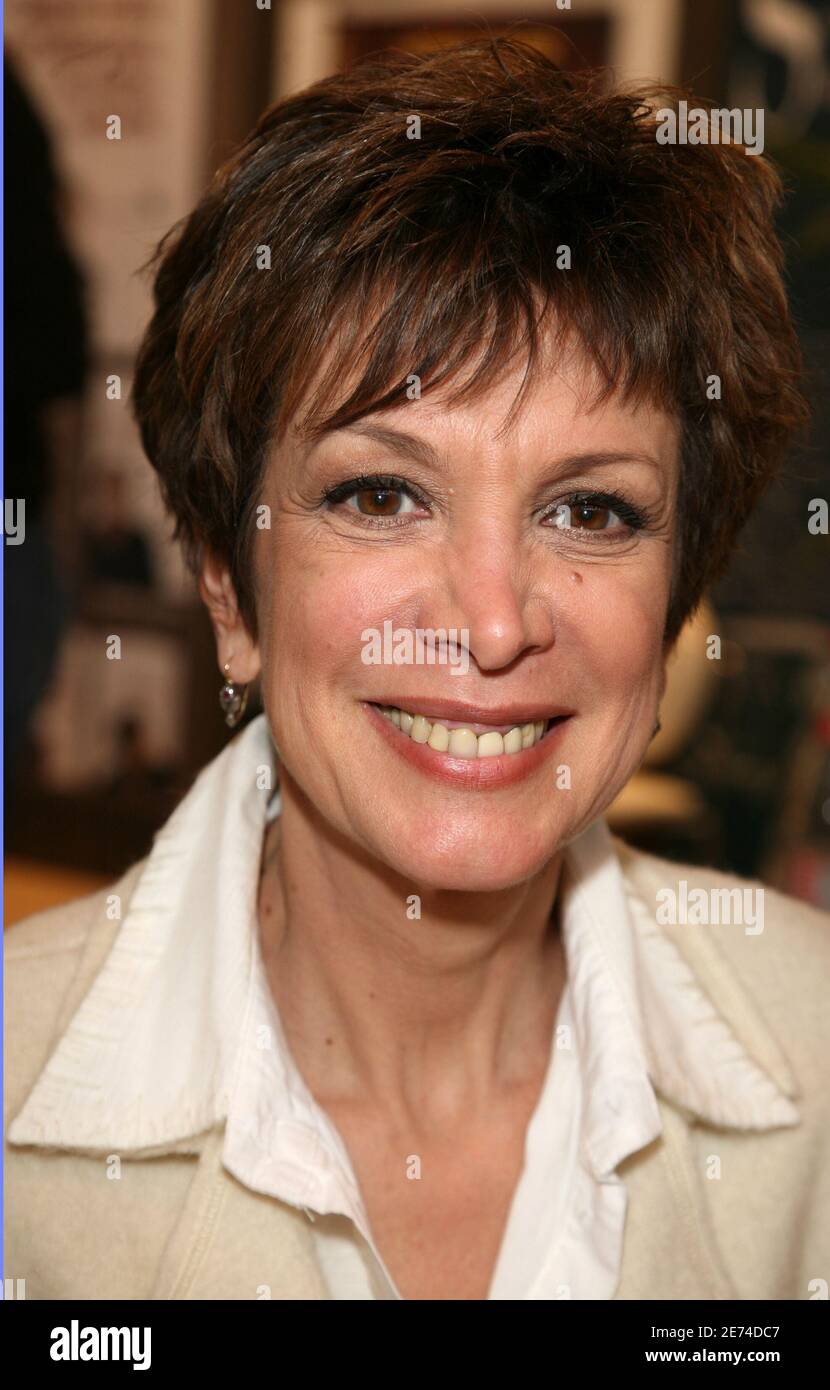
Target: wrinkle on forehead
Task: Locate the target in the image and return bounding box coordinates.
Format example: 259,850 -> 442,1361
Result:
274,281 -> 677,456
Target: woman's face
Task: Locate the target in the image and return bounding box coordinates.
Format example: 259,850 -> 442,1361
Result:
247,335 -> 680,891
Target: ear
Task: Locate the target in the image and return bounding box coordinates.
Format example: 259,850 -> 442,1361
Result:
198,547 -> 261,684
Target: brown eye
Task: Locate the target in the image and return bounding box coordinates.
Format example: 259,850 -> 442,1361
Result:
572,503 -> 612,530
340,484 -> 421,519
547,497 -> 636,536
324,475 -> 425,524
353,487 -> 403,516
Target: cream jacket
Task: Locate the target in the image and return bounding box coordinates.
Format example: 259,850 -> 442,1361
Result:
4,717 -> 830,1300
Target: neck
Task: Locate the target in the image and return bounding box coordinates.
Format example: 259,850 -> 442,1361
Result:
257,775 -> 567,1130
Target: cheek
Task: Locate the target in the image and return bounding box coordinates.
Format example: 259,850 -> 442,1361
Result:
566,560 -> 669,703
264,539 -> 402,682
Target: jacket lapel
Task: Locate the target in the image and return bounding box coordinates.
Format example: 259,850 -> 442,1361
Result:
614,1098 -> 738,1299
614,838 -> 800,1124
149,1125 -> 330,1300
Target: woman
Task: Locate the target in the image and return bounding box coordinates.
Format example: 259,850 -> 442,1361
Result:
5,38 -> 830,1302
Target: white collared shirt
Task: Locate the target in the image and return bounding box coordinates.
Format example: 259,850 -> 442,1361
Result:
8,714 -> 799,1299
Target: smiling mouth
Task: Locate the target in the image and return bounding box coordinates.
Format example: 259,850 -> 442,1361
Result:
370,703 -> 568,758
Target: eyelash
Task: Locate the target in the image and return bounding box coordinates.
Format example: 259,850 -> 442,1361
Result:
320,473 -> 654,539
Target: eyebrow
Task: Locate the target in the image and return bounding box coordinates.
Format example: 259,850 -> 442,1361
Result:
315,422 -> 663,476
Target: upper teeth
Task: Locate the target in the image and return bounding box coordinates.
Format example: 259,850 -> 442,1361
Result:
377,706 -> 549,757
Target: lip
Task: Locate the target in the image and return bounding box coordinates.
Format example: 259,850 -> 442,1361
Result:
362,700 -> 573,789
367,696 -> 574,727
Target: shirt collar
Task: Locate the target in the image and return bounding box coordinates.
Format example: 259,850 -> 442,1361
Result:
7,713 -> 799,1162
561,823 -> 799,1177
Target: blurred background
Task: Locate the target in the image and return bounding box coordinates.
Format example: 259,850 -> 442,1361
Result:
4,0 -> 830,923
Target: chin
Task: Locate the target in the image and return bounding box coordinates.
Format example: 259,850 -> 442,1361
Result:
367,812 -> 570,894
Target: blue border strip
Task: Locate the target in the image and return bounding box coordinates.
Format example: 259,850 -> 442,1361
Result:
1,0 -> 7,1287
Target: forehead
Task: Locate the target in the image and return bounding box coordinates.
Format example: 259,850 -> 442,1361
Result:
282,322 -> 680,474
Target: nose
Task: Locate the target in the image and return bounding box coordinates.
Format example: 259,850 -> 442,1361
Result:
435,529 -> 557,672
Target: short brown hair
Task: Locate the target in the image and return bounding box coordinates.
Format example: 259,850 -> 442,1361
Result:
131,35 -> 810,645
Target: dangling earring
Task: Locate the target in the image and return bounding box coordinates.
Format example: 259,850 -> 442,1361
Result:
219,661 -> 249,728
